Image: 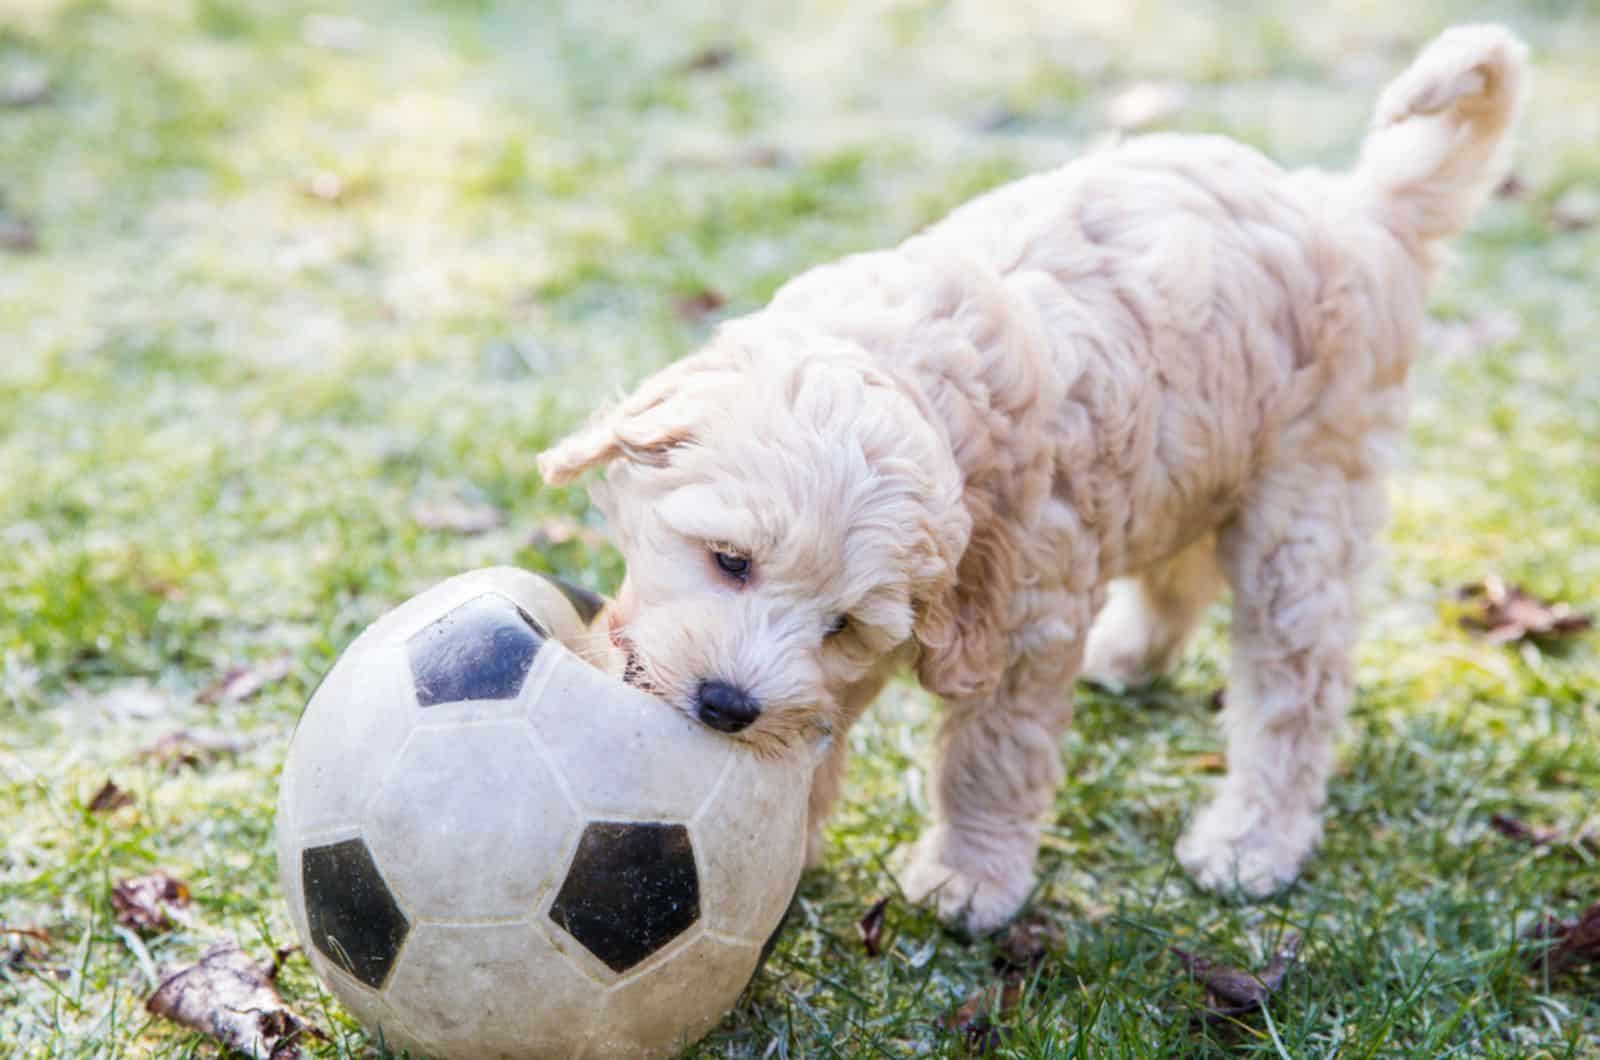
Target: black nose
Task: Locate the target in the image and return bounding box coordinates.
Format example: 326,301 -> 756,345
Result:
695,680 -> 761,733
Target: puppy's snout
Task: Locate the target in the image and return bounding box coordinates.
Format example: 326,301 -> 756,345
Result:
695,680 -> 761,733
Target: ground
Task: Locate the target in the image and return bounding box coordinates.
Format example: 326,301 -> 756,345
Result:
2,0 -> 1598,1056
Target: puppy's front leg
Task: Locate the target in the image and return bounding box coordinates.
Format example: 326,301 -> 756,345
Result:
902,609 -> 1088,934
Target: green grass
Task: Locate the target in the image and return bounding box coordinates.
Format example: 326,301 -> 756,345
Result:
3,0 -> 1599,1056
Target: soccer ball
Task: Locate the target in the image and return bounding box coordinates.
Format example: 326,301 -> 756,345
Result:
276,568 -> 815,1059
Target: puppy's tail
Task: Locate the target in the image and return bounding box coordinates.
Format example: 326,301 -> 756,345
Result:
1355,25 -> 1526,246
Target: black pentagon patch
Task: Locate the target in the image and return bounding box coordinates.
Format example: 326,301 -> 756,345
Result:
549,822 -> 700,973
301,838 -> 410,989
407,593 -> 546,707
546,575 -> 604,626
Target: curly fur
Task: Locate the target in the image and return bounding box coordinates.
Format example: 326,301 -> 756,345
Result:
540,26 -> 1526,933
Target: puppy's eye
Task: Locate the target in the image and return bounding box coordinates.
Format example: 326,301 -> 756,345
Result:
712,550 -> 751,581
824,614 -> 850,639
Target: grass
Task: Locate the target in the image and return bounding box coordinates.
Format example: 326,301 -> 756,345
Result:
2,0 -> 1598,1056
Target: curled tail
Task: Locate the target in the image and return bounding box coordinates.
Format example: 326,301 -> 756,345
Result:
1357,25 -> 1527,245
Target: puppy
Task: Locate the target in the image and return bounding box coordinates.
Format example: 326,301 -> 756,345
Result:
540,26 -> 1526,934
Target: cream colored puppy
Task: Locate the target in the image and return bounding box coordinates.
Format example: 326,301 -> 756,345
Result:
541,26 -> 1526,934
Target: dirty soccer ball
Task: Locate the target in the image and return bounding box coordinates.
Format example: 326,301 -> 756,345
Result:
276,567 -> 814,1059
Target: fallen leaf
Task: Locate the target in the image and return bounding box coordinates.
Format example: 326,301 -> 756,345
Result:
147,941 -> 321,1058
673,288 -> 727,321
2,70 -> 51,107
1458,577 -> 1593,646
1207,687 -> 1227,712
944,973 -> 1025,1055
1184,751 -> 1228,774
1105,81 -> 1189,131
1495,172 -> 1528,200
681,45 -> 735,73
1530,900 -> 1600,976
113,873 -> 193,934
1490,813 -> 1600,858
857,897 -> 889,957
200,656 -> 293,705
411,498 -> 504,535
1171,933 -> 1301,1020
0,216 -> 37,252
528,514 -> 606,550
88,779 -> 135,813
1550,186 -> 1600,232
994,912 -> 1062,974
136,729 -> 244,773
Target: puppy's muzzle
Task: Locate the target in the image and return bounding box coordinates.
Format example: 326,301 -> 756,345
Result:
695,680 -> 761,733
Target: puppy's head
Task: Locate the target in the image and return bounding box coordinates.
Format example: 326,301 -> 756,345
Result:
539,319 -> 969,755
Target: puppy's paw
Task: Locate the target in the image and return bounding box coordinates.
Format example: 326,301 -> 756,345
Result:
1082,604 -> 1165,689
1176,794 -> 1321,898
899,829 -> 1031,936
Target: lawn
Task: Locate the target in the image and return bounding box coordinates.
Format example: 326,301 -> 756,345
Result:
2,0 -> 1598,1056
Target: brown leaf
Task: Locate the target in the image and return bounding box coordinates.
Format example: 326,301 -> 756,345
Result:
1531,900 -> 1600,976
944,973 -> 1025,1055
1489,812 -> 1600,857
1207,687 -> 1227,712
137,729 -> 244,773
994,912 -> 1062,974
1494,172 -> 1528,200
200,656 -> 293,705
112,873 -> 192,934
411,498 -> 504,535
673,288 -> 727,321
2,70 -> 51,107
857,897 -> 889,957
88,779 -> 135,813
0,216 -> 37,252
681,45 -> 736,73
1172,934 -> 1301,1020
147,941 -> 321,1058
1458,577 -> 1593,646
1184,751 -> 1227,774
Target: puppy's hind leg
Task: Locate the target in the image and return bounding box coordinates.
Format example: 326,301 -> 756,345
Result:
1083,534 -> 1224,689
1178,463 -> 1384,896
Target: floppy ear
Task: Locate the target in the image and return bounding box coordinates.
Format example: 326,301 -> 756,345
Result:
912,487 -> 1017,701
538,351 -> 737,485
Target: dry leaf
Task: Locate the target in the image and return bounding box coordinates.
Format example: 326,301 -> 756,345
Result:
1172,934 -> 1301,1020
1551,186 -> 1600,232
0,216 -> 37,252
137,729 -> 244,773
1491,813 -> 1600,860
88,779 -> 135,813
994,912 -> 1062,974
945,973 -> 1025,1054
201,656 -> 293,705
1530,900 -> 1600,976
1458,577 -> 1593,646
1184,751 -> 1227,774
113,873 -> 192,933
411,498 -> 503,535
857,897 -> 889,957
673,288 -> 727,321
147,941 -> 321,1058
1106,81 -> 1189,130
1207,687 -> 1227,712
2,70 -> 51,107
682,45 -> 735,73
1495,172 -> 1528,200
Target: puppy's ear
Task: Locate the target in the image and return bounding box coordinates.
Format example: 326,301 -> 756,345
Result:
912,489 -> 1016,701
538,351 -> 736,485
